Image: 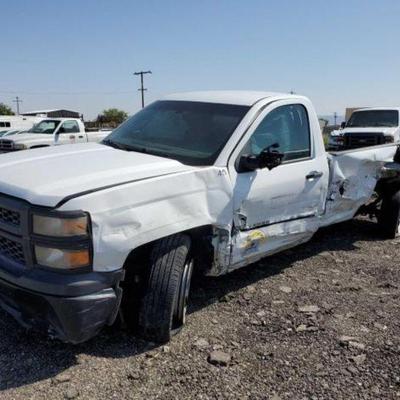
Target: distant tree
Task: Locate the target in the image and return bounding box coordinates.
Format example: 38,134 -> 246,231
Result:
98,108 -> 128,126
0,103 -> 15,116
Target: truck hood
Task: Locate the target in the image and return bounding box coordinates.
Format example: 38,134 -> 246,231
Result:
0,143 -> 194,207
341,127 -> 398,136
1,133 -> 53,143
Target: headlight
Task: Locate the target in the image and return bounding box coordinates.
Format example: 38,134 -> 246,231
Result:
33,214 -> 89,237
32,212 -> 92,270
385,136 -> 394,143
34,246 -> 90,269
13,143 -> 26,150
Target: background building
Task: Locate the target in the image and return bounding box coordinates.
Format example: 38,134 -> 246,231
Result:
21,109 -> 82,119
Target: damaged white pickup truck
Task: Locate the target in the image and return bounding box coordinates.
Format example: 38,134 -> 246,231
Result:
0,91 -> 399,344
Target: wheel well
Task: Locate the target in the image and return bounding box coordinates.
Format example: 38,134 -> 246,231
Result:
358,177 -> 400,218
30,145 -> 50,149
119,225 -> 214,330
122,225 -> 214,275
376,177 -> 400,198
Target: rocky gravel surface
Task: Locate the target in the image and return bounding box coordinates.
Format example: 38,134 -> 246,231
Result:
0,217 -> 399,399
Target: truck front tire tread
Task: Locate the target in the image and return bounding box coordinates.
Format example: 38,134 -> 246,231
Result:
138,233 -> 191,343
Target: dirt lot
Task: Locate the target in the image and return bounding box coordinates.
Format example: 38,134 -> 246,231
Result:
0,217 -> 399,400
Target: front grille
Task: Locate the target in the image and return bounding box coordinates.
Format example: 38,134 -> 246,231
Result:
0,206 -> 20,226
0,140 -> 13,150
344,132 -> 384,149
0,194 -> 28,268
0,234 -> 25,264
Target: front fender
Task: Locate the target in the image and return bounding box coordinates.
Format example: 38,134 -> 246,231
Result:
58,168 -> 234,272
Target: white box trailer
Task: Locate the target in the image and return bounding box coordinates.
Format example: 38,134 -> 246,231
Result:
0,115 -> 43,134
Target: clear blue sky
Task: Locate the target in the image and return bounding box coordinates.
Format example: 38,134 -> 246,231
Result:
1,0 -> 399,120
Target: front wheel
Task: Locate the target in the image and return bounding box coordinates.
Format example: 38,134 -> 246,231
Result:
138,234 -> 193,343
378,191 -> 400,239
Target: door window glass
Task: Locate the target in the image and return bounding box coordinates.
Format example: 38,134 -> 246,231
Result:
245,104 -> 311,162
29,120 -> 60,134
59,120 -> 80,133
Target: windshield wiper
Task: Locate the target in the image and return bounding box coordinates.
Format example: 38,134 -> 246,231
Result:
102,139 -> 129,150
102,139 -> 149,154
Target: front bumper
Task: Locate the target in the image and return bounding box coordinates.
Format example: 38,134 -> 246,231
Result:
0,267 -> 124,344
0,192 -> 125,343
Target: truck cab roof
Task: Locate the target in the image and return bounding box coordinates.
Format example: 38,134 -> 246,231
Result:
38,117 -> 82,122
354,107 -> 400,112
163,90 -> 305,106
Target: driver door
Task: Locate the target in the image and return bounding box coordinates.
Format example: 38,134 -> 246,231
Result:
229,100 -> 329,264
55,120 -> 85,145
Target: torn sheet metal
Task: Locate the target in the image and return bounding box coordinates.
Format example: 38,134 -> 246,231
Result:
228,217 -> 319,272
208,227 -> 232,276
322,145 -> 398,226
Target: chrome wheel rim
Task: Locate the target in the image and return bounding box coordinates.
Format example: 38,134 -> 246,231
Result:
174,259 -> 193,326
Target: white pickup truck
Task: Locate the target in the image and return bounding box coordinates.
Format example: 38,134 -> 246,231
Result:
328,107 -> 400,150
0,91 -> 399,344
0,118 -> 110,152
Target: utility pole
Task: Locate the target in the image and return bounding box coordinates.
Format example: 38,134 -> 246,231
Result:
134,70 -> 152,108
334,112 -> 338,126
13,96 -> 23,115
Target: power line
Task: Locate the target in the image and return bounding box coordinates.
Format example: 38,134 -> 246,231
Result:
13,96 -> 22,115
134,70 -> 152,108
0,90 -> 134,96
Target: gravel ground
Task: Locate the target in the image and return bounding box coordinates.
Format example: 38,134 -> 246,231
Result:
0,217 -> 399,400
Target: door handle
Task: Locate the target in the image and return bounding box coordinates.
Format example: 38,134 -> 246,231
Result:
78,135 -> 84,138
306,171 -> 323,180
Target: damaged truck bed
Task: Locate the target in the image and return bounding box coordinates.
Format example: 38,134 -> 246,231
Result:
0,91 -> 398,344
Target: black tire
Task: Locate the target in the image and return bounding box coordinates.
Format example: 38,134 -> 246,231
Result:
138,233 -> 193,343
378,191 -> 400,239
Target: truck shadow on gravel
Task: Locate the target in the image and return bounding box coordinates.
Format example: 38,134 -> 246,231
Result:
0,218 -> 386,390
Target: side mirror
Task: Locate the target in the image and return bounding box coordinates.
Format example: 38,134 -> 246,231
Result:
239,143 -> 284,172
340,121 -> 346,129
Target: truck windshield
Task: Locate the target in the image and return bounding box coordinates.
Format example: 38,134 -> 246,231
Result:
104,101 -> 249,165
347,110 -> 399,128
29,120 -> 60,134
